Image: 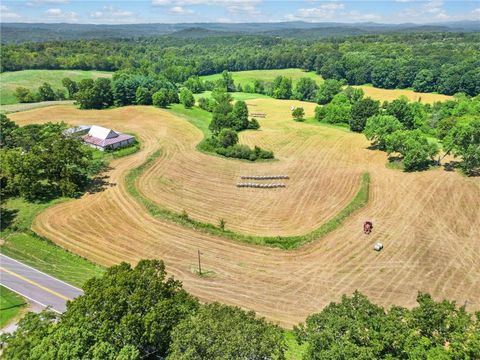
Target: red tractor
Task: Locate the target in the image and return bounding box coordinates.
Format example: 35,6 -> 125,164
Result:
364,221 -> 373,234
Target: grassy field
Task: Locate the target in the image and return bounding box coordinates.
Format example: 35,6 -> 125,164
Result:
0,69 -> 112,105
194,90 -> 271,102
168,103 -> 212,137
9,103 -> 480,328
201,68 -> 324,87
0,286 -> 27,328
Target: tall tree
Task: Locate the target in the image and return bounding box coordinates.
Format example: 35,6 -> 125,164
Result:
167,303 -> 286,360
293,77 -> 318,101
62,77 -> 79,99
272,76 -> 292,99
179,88 -> 195,109
385,129 -> 439,171
364,114 -> 404,150
350,97 -> 380,132
230,100 -> 249,130
316,79 -> 344,105
443,118 -> 480,175
385,97 -> 415,129
152,89 -> 170,108
37,82 -> 56,101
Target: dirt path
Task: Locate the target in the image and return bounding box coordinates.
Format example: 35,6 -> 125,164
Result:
10,104 -> 480,327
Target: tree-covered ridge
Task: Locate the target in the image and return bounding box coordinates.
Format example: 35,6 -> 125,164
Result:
1,32 -> 479,96
2,260 -> 479,359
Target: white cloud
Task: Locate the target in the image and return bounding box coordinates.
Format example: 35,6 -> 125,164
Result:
90,6 -> 134,20
45,7 -> 78,21
1,5 -> 21,20
396,0 -> 450,22
343,10 -> 381,21
28,0 -> 70,5
169,6 -> 194,14
287,2 -> 345,21
286,2 -> 383,22
153,0 -> 262,16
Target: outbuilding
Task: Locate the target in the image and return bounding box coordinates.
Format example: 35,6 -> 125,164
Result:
83,125 -> 135,151
64,125 -> 91,136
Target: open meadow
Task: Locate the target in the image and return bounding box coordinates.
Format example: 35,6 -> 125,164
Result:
8,101 -> 480,327
201,68 -> 324,87
0,69 -> 112,105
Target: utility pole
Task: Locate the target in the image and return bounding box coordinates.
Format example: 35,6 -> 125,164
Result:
198,250 -> 202,275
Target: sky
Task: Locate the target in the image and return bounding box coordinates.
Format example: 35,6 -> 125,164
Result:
1,0 -> 479,24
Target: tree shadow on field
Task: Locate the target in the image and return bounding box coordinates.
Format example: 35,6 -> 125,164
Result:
366,143 -> 381,151
443,160 -> 479,177
0,207 -> 18,231
87,166 -> 116,194
443,160 -> 461,172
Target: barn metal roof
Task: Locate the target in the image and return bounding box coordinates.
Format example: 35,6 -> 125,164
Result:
88,125 -> 119,140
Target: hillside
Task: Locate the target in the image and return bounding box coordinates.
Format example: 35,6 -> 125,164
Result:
2,21 -> 479,43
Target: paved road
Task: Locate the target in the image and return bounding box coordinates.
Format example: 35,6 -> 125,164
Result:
0,254 -> 83,313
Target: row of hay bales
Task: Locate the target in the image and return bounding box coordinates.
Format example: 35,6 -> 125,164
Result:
240,175 -> 289,180
237,183 -> 287,188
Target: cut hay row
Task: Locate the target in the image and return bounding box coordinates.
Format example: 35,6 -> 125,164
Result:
10,102 -> 480,328
237,183 -> 286,188
240,175 -> 289,180
250,112 -> 266,118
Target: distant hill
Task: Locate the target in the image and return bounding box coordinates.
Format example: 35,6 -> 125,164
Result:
1,21 -> 479,43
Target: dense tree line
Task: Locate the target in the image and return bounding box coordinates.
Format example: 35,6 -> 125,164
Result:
2,259 -> 478,359
2,32 -> 479,96
0,115 -> 103,199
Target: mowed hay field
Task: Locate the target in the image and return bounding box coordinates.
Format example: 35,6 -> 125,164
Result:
0,69 -> 112,105
355,85 -> 453,104
10,103 -> 480,327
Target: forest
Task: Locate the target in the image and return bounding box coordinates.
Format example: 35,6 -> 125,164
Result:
1,32 -> 479,96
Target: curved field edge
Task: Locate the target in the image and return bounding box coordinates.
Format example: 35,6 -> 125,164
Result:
0,143 -> 142,287
167,105 -> 276,163
126,150 -> 370,249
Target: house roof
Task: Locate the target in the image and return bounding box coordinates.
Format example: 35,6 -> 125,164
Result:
83,133 -> 134,148
64,125 -> 91,135
88,125 -> 119,140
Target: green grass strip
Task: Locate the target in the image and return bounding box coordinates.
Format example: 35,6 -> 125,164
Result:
0,285 -> 27,327
126,151 -> 370,250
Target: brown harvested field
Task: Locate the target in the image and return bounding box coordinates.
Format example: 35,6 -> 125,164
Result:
9,103 -> 480,327
138,100 -> 364,236
354,85 -> 453,104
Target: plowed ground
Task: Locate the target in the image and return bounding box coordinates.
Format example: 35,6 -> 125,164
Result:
10,102 -> 480,327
